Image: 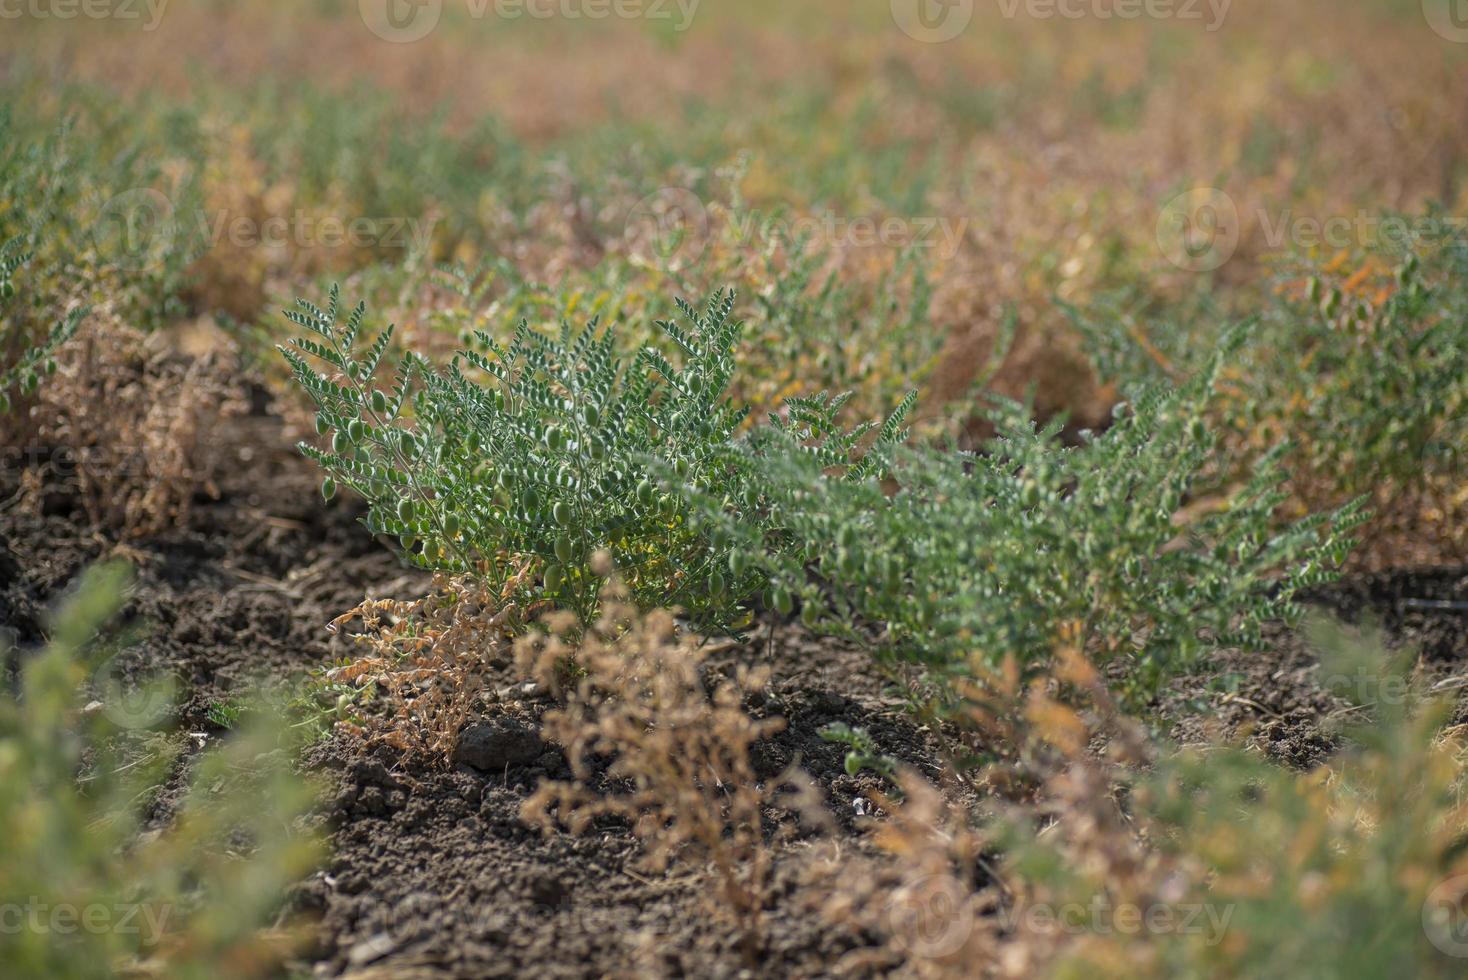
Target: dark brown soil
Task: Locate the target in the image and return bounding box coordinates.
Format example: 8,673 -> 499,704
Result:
1162,568 -> 1468,770
293,626 -> 938,980
1,413 -> 402,730
2,403 -> 1466,978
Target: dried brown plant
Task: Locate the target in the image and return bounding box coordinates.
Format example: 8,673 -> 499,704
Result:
325,565 -> 535,762
10,309 -> 246,539
817,644 -> 1172,978
325,569 -> 830,960
818,772 -> 1003,978
517,597 -> 815,961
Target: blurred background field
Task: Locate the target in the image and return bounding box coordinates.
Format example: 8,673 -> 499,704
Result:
4,5 -> 1468,977
2,0 -> 1465,555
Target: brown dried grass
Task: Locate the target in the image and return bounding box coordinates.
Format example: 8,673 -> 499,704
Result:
6,306 -> 247,539
518,597 -> 828,961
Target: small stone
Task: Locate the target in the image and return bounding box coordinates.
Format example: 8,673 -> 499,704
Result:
347,931 -> 396,966
521,871 -> 571,908
452,718 -> 546,773
494,681 -> 545,701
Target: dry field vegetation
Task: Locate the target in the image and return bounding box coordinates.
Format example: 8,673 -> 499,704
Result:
2,0 -> 1468,976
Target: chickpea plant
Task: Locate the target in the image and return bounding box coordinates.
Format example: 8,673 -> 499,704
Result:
281,287 -> 906,631
0,106 -> 202,329
722,334 -> 1367,707
0,562 -> 322,979
1074,217 -> 1468,562
0,235 -> 81,414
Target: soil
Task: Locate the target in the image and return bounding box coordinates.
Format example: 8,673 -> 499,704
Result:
1162,568 -> 1468,770
2,401 -> 1466,979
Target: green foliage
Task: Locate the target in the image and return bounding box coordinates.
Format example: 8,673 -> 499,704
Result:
0,563 -> 321,979
819,721 -> 901,782
0,100 -> 203,326
739,227 -> 941,427
1004,628 -> 1468,978
729,339 -> 1365,707
281,287 -> 904,630
293,209 -> 942,431
204,697 -> 246,731
287,279 -> 1360,706
1075,215 -> 1468,504
0,234 -> 83,413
